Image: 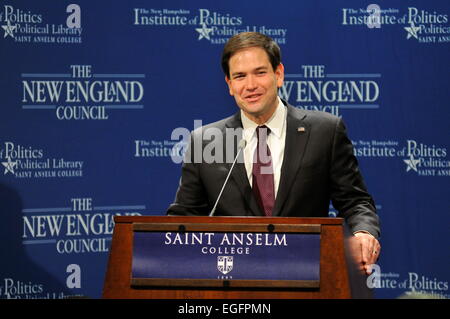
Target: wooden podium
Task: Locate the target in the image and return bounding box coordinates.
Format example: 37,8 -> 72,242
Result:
103,215 -> 367,299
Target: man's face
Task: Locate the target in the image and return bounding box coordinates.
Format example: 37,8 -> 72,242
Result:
225,47 -> 284,122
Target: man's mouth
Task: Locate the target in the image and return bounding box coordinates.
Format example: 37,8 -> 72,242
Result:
244,93 -> 262,102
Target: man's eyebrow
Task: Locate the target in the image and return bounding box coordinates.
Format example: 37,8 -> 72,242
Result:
231,71 -> 246,77
231,66 -> 268,77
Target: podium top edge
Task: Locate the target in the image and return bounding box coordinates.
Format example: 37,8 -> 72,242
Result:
114,215 -> 344,225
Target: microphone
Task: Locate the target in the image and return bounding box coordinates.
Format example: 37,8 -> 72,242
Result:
209,139 -> 247,217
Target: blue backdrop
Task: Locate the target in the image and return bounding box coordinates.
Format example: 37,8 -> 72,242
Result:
0,0 -> 448,299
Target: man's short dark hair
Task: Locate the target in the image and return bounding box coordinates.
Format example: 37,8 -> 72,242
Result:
221,32 -> 281,78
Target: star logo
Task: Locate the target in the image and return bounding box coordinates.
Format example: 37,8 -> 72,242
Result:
195,23 -> 213,41
2,20 -> 17,39
404,22 -> 420,40
403,154 -> 420,172
2,157 -> 18,175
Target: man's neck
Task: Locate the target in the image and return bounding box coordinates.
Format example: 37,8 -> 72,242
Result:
243,99 -> 279,125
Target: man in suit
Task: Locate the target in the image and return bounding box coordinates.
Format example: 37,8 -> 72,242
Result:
167,32 -> 380,274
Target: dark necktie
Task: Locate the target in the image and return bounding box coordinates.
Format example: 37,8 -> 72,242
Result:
252,125 -> 275,216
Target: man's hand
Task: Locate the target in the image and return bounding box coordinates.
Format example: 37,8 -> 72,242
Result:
353,232 -> 381,275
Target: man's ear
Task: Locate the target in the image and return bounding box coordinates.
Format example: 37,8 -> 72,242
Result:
225,75 -> 234,96
275,63 -> 285,88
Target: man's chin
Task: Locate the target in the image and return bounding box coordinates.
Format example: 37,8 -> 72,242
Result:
241,102 -> 264,115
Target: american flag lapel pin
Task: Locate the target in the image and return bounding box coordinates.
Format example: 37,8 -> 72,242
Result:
298,127 -> 306,132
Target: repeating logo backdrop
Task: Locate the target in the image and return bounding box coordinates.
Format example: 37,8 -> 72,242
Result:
0,0 -> 448,299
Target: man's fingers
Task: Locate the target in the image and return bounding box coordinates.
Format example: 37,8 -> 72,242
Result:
360,236 -> 371,264
354,233 -> 381,272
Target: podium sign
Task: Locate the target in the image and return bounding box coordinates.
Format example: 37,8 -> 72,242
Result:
131,227 -> 320,288
103,216 -> 355,299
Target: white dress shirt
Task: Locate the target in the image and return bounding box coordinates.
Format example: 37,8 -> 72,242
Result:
240,97 -> 287,198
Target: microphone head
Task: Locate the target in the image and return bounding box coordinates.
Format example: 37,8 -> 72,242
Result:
238,139 -> 247,149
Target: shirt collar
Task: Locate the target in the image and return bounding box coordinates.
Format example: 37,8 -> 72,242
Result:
241,97 -> 286,139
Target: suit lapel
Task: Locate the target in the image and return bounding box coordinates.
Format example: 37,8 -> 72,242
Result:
272,105 -> 310,216
225,112 -> 263,216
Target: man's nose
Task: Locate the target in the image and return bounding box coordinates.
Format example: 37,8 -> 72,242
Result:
245,75 -> 257,90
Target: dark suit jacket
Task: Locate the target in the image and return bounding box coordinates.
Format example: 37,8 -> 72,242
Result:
167,101 -> 380,238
